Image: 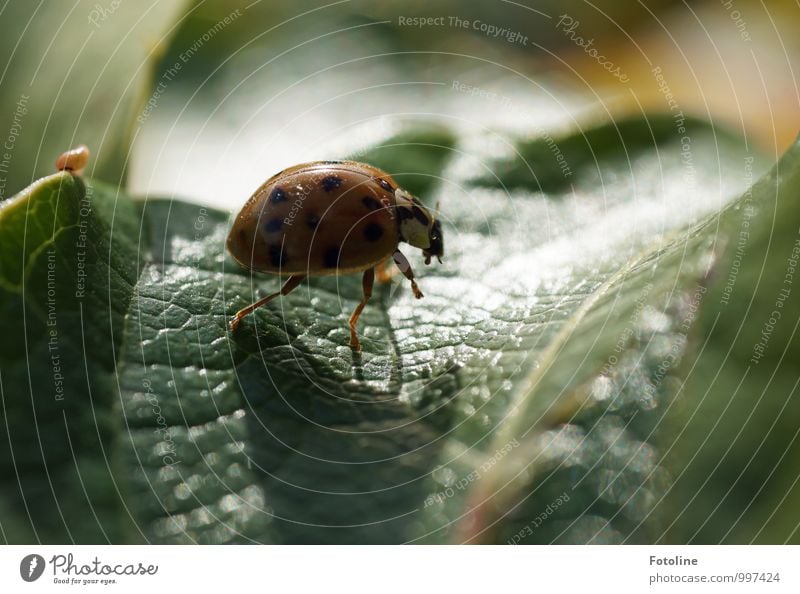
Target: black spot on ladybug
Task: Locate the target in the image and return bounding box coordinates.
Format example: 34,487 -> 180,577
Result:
270,187 -> 288,203
364,223 -> 384,242
238,229 -> 247,244
362,196 -> 381,211
306,213 -> 320,229
321,175 -> 343,192
323,246 -> 340,268
264,218 -> 283,233
397,206 -> 414,221
377,178 -> 393,191
269,244 -> 287,267
412,205 -> 430,225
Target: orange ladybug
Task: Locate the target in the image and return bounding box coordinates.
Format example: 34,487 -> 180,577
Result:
226,160 -> 444,350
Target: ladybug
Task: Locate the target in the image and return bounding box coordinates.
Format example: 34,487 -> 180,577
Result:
226,160 -> 443,351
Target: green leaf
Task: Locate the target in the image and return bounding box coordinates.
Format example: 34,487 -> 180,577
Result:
7,110 -> 800,544
0,173 -> 142,543
426,136 -> 800,545
660,138 -> 800,544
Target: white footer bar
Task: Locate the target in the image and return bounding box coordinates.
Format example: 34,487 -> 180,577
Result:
1,545 -> 797,592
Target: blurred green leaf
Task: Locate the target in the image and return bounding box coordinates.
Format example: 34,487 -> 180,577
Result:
0,0 -> 186,199
126,0 -> 587,208
660,137 -> 800,544
427,136 -> 800,545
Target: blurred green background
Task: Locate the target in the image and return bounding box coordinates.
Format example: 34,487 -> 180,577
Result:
1,0 -> 798,206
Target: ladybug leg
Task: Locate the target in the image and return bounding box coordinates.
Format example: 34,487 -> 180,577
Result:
376,256 -> 396,283
229,274 -> 305,332
392,250 -> 424,299
349,267 -> 375,351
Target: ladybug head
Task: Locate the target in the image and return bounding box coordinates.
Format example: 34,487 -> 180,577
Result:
422,218 -> 443,265
395,189 -> 444,264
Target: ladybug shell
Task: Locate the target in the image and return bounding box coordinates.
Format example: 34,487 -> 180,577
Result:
227,161 -> 400,275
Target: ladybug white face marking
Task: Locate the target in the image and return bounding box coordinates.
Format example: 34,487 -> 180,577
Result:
395,188 -> 430,249
226,160 -> 444,351
394,188 -> 444,264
